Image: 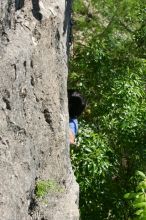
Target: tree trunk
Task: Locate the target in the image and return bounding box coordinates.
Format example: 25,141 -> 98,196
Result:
0,0 -> 79,219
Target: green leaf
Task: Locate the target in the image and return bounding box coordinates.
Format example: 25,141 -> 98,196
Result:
136,171 -> 146,179
124,193 -> 135,199
135,209 -> 143,216
133,202 -> 146,209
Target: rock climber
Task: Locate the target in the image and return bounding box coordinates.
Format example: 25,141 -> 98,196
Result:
68,89 -> 86,144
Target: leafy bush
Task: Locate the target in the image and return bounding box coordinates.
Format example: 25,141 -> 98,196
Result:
71,121 -> 126,219
69,0 -> 146,219
124,171 -> 146,220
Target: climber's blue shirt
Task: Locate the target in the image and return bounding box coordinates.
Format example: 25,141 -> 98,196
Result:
69,118 -> 78,136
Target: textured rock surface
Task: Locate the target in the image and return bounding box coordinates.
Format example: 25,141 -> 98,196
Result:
0,0 -> 79,219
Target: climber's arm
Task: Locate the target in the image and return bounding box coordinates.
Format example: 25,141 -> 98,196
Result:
69,129 -> 75,145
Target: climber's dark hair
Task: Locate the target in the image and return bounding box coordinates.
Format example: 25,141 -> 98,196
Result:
68,89 -> 86,118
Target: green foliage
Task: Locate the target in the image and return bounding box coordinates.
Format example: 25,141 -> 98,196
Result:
69,0 -> 146,219
71,121 -> 128,219
35,180 -> 63,198
73,0 -> 87,15
124,171 -> 146,220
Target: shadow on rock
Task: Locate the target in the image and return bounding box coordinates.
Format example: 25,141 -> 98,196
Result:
32,0 -> 43,21
15,0 -> 25,10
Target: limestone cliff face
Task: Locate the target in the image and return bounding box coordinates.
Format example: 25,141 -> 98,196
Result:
0,0 -> 79,219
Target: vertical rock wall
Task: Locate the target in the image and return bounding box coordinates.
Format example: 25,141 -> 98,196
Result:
0,0 -> 79,219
